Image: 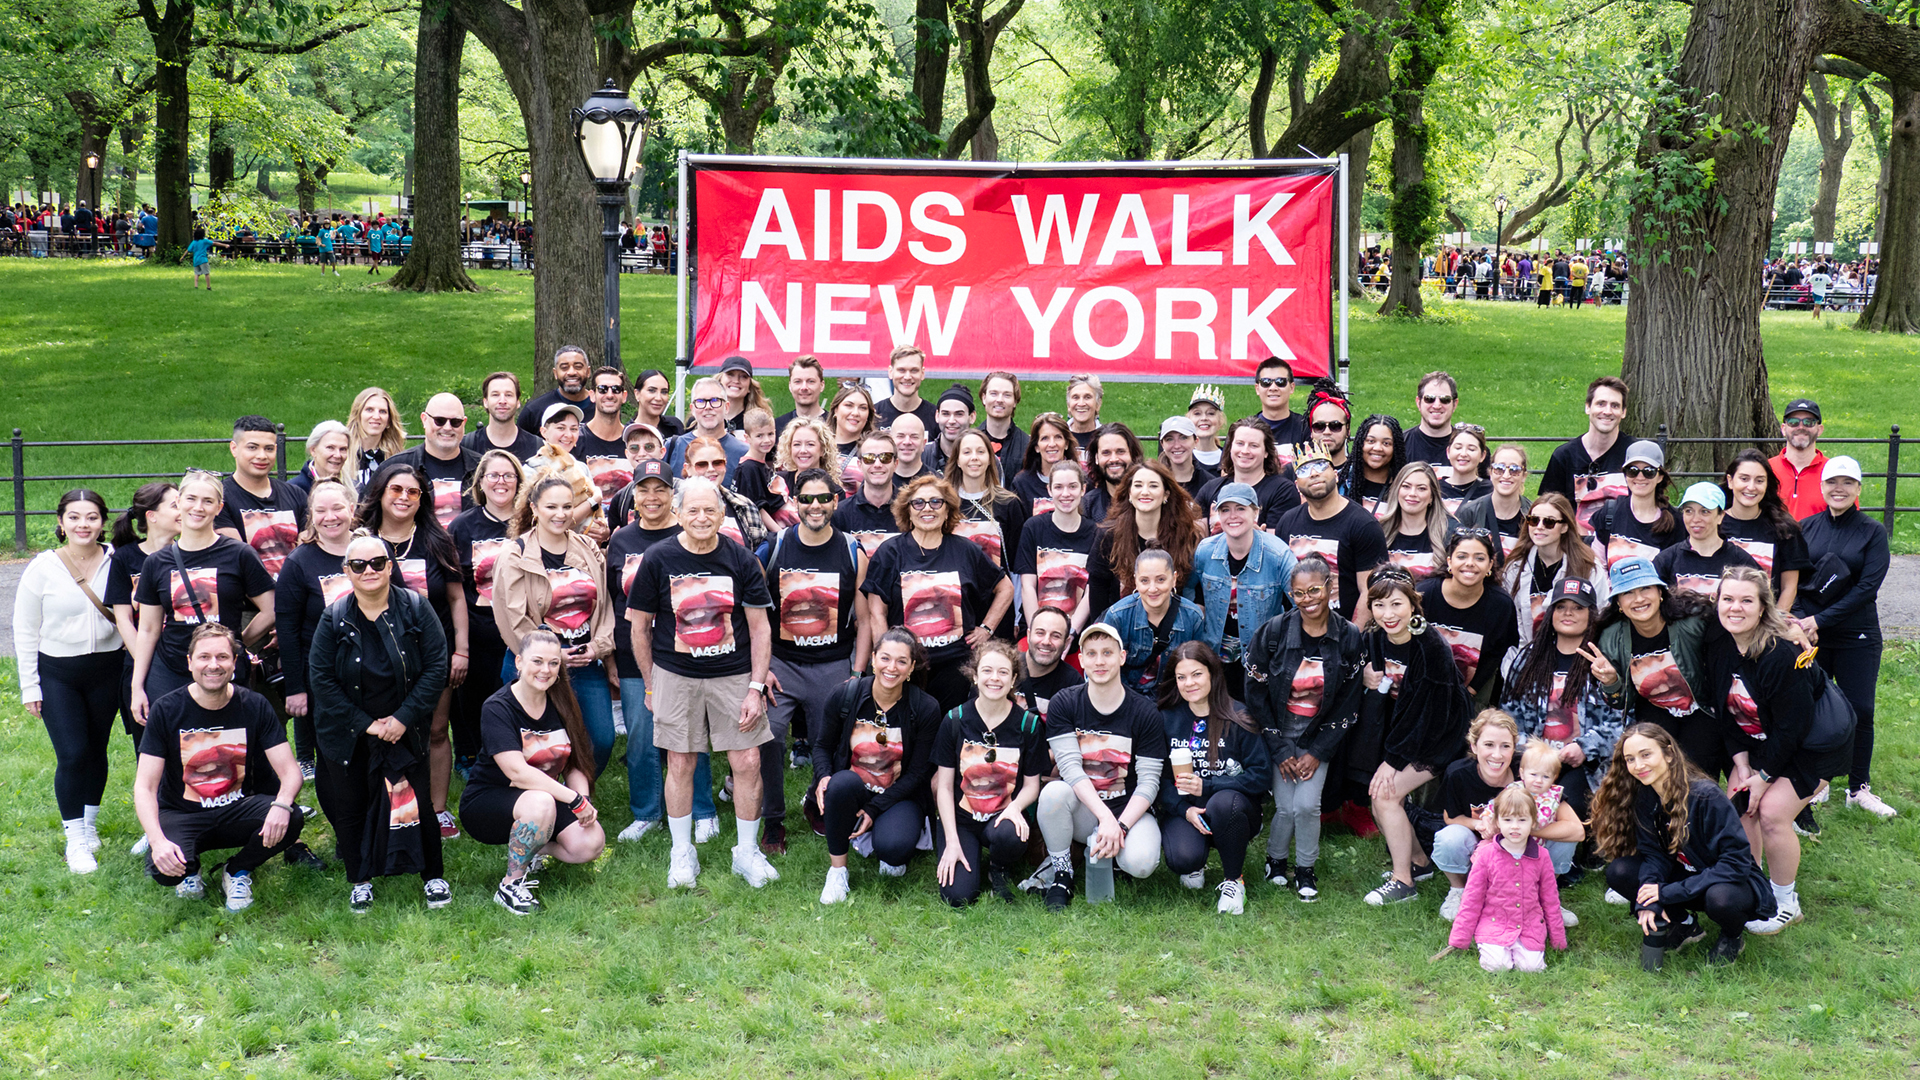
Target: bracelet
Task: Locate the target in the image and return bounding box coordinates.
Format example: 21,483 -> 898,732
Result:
271,802 -> 293,812
453,652 -> 468,658
568,793 -> 588,813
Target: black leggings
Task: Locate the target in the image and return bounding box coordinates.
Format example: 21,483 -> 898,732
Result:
454,612 -> 507,761
1604,856 -> 1761,941
39,651 -> 124,818
316,736 -> 445,884
1161,789 -> 1260,880
817,770 -> 924,862
1817,644 -> 1881,791
934,812 -> 1027,907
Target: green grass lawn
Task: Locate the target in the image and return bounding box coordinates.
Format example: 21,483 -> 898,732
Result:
0,647 -> 1915,1078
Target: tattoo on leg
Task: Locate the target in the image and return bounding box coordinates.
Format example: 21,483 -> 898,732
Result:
506,818 -> 553,880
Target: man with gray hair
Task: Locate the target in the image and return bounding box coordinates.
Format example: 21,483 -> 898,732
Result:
516,345 -> 596,436
627,477 -> 780,889
665,375 -> 748,482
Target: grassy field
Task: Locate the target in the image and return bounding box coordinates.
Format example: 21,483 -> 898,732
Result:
0,647 -> 1915,1079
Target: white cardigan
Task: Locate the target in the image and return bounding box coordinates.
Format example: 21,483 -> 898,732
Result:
12,549 -> 124,703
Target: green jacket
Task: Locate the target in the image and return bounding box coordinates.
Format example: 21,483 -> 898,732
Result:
1594,611 -> 1708,718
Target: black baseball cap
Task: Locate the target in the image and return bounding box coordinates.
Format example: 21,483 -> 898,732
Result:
1783,398 -> 1821,421
719,355 -> 753,376
635,460 -> 672,486
1552,577 -> 1598,611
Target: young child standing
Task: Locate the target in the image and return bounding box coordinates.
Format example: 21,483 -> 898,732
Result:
1448,785 -> 1569,972
1517,740 -> 1587,925
185,227 -> 220,290
730,407 -> 788,528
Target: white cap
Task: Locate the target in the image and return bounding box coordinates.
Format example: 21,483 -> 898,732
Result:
1823,455 -> 1863,483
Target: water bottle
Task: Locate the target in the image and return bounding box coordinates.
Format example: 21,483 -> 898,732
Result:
1085,855 -> 1115,904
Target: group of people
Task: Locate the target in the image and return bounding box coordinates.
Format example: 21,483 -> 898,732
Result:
1355,246 -> 1630,307
1763,257 -> 1879,314
14,351 -> 1895,972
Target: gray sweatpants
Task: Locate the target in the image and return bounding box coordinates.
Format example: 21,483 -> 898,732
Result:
1036,779 -> 1162,879
765,655 -> 852,826
1266,760 -> 1331,867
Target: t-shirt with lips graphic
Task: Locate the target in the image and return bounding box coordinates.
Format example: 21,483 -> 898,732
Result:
1385,533 -> 1443,583
1416,579 -> 1519,694
1044,683 -> 1169,804
956,489 -> 1028,574
537,547 -> 599,653
1439,756 -> 1516,821
1438,476 -> 1492,517
1719,513 -> 1813,598
1009,468 -> 1060,518
1593,497 -> 1681,570
1276,500 -> 1389,616
829,485 -> 899,558
863,532 -> 1006,665
1725,672 -> 1763,737
1653,541 -> 1761,599
406,450 -> 474,528
1350,477 -> 1392,522
1540,436 -> 1630,540
135,538 -> 275,677
215,477 -> 307,581
583,454 -> 633,516
630,534 -> 773,680
1371,635 -> 1412,700
1014,514 -> 1097,615
605,522 -> 682,680
469,683 -> 576,790
1544,650 -> 1582,743
934,703 -> 1047,820
846,704 -> 906,793
104,539 -> 148,608
140,685 -> 284,815
1288,655 -> 1327,718
449,505 -> 511,612
1629,627 -> 1698,721
764,525 -> 860,666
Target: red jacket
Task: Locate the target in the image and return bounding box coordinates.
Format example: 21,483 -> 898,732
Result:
1448,837 -> 1568,954
1769,450 -> 1829,521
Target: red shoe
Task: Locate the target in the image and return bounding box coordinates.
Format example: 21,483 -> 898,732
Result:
761,821 -> 788,856
1322,801 -> 1380,838
437,810 -> 460,839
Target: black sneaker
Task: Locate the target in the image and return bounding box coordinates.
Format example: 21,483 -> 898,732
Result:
1263,856 -> 1289,887
1792,805 -> 1821,837
989,865 -> 1016,903
423,877 -> 453,909
1045,866 -> 1075,912
1293,864 -> 1319,903
1382,864 -> 1437,884
282,842 -> 326,870
454,755 -> 476,782
1707,931 -> 1745,965
493,877 -> 537,916
1556,866 -> 1587,891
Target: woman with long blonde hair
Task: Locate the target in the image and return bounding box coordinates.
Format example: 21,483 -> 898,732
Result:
346,387 -> 408,490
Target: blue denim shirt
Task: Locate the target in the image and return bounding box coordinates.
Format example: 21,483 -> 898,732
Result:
1184,530 -> 1297,662
1101,593 -> 1206,696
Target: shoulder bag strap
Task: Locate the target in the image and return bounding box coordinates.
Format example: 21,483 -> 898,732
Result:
56,548 -> 115,623
168,542 -> 209,624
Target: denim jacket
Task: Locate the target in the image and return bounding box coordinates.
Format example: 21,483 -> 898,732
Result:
1185,530 -> 1297,662
1101,593 -> 1206,696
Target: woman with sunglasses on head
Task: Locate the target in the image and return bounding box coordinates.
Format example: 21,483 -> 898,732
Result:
448,450 -> 525,781
1593,440 -> 1680,570
813,627 -> 944,903
631,368 -> 684,440
1499,491 -> 1606,641
1195,420 -> 1299,533
1455,444 -> 1531,560
15,490 -> 124,873
1417,529 -> 1519,705
345,387 -> 407,491
356,460 -> 469,839
1009,413 -> 1078,515
828,382 -> 876,459
1156,642 -> 1271,914
493,475 -> 618,774
1378,462 -> 1451,583
931,638 -> 1047,906
107,483 -> 180,757
276,478 -> 359,777
307,532 -> 452,912
1718,449 -> 1810,615
130,471 -> 277,725
945,429 -> 1029,639
1439,424 -> 1492,515
289,420 -> 351,496
1344,413 -> 1405,521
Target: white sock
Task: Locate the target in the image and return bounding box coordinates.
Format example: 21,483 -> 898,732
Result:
1047,848 -> 1070,862
736,816 -> 761,851
1772,880 -> 1797,904
1446,886 -> 1465,899
62,817 -> 84,837
668,814 -> 693,850
82,805 -> 100,826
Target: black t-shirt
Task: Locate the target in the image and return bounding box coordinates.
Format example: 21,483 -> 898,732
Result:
1013,513 -> 1097,616
463,426 -> 545,462
606,522 -> 683,679
830,486 -> 898,557
630,535 -> 772,679
1403,428 -> 1454,469
139,686 -> 286,814
136,538 -> 276,676
955,490 -> 1028,577
862,532 -> 1006,664
1538,436 -> 1630,539
470,683 -> 573,790
1349,475 -> 1392,522
1438,476 -> 1492,516
1653,540 -> 1760,599
1439,756 -> 1515,820
448,506 -> 512,615
731,457 -> 788,516
1629,626 -> 1699,724
1385,530 -> 1443,584
403,450 -> 474,527
1416,579 -> 1519,694
764,526 -> 862,665
1719,513 -> 1813,598
1014,660 -> 1084,720
1044,683 -> 1169,804
775,408 -> 825,438
1010,468 -> 1066,518
1251,412 -> 1309,453
1374,635 -> 1412,700
872,396 -> 937,433
347,605 -> 405,717
516,389 -> 594,436
932,701 -> 1048,820
105,541 -> 151,607
1277,500 -> 1389,617
274,542 -> 353,693
1166,460 -> 1216,500
215,476 -> 307,580
391,534 -> 455,631
1594,497 -> 1682,570
1541,649 -> 1583,744
1194,472 -> 1299,532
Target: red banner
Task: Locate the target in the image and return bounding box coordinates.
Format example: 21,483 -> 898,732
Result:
688,161 -> 1336,381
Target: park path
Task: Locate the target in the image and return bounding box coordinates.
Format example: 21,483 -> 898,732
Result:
4,556 -> 1920,657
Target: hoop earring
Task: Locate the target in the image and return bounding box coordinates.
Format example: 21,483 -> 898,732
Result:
1408,613 -> 1428,635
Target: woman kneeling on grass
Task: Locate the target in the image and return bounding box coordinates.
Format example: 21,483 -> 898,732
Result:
459,629 -> 606,915
1156,642 -> 1270,915
931,639 -> 1046,907
1591,723 -> 1773,970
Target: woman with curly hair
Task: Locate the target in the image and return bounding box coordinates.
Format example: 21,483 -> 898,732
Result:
1343,413 -> 1404,520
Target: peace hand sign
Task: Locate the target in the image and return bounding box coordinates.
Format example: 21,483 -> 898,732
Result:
1576,643 -> 1617,685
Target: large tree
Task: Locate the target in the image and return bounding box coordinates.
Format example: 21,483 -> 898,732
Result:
1375,0 -> 1452,317
390,3 -> 476,293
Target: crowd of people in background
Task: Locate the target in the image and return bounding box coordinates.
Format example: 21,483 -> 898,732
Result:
13,351 -> 1897,974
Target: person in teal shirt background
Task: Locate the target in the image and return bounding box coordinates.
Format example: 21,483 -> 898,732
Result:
185,228 -> 220,291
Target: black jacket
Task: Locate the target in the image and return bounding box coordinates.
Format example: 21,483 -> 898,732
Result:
811,676 -> 943,817
1633,778 -> 1777,918
1244,610 -> 1366,762
1352,627 -> 1475,776
1793,506 -> 1889,644
389,443 -> 483,488
1703,633 -> 1819,777
307,588 -> 449,767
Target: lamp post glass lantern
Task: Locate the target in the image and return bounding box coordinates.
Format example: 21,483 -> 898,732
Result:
572,80 -> 649,373
1493,194 -> 1508,300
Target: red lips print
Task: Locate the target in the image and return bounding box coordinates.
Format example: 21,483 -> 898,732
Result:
241,510 -> 297,577
779,580 -> 839,640
1631,651 -> 1696,714
546,568 -> 597,632
181,728 -> 248,803
1289,657 -> 1325,717
903,582 -> 962,641
960,754 -> 1020,815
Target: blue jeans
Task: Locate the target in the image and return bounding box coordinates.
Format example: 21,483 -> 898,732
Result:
620,676 -> 715,823
503,653 -> 616,777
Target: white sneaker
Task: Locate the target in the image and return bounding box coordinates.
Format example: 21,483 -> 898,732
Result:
1847,786 -> 1899,819
820,865 -> 850,905
176,872 -> 205,900
617,819 -> 659,843
667,845 -> 700,889
1746,893 -> 1804,935
1179,870 -> 1205,890
1604,888 -> 1629,906
221,869 -> 255,911
849,832 -> 875,858
1559,906 -> 1579,928
718,775 -> 733,803
1216,878 -> 1245,915
732,845 -> 780,888
693,817 -> 721,844
131,834 -> 151,856
1811,782 -> 1830,805
877,861 -> 907,877
65,834 -> 98,874
1439,886 -> 1466,921
81,820 -> 102,853
613,718 -> 628,737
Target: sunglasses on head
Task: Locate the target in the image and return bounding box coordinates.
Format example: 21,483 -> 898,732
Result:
346,555 -> 391,574
1623,465 -> 1662,479
1453,422 -> 1485,435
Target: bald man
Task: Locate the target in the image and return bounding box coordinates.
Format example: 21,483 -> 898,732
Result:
390,392 -> 484,527
888,412 -> 930,484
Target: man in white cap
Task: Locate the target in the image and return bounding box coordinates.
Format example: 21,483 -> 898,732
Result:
1156,415 -> 1214,498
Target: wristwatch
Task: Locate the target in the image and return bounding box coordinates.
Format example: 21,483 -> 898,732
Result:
747,680 -> 767,694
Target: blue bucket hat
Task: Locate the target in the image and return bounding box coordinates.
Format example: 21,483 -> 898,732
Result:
1608,556 -> 1664,598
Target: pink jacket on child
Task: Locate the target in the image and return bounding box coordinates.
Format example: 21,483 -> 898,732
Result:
1447,838 -> 1568,954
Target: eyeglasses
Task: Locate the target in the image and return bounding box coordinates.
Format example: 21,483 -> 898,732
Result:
1256,376 -> 1291,388
1525,514 -> 1565,528
481,471 -> 519,483
1422,395 -> 1456,406
346,555 -> 392,574
859,452 -> 897,465
692,397 -> 725,409
594,383 -> 626,394
794,492 -> 836,506
1291,584 -> 1327,601
1622,465 -> 1662,479
1783,417 -> 1819,428
908,497 -> 946,511
427,414 -> 466,428
1489,462 -> 1526,476
386,484 -> 422,498
1310,420 -> 1347,433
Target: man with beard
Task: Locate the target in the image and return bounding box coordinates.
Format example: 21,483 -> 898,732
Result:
1538,376 -> 1631,541
629,478 -> 780,889
214,415 -> 308,577
1083,423 -> 1143,525
1013,605 -> 1083,721
889,413 -> 931,485
757,468 -> 869,855
1022,622 -> 1167,910
516,346 -> 596,437
922,384 -> 976,477
465,371 -> 545,461
1768,399 -> 1834,521
390,393 -> 482,529
665,376 -> 749,482
830,430 -> 901,556
1402,372 -> 1461,468
134,625 -> 305,911
1014,460 -> 1096,632
775,356 -> 827,437
976,372 -> 1029,481
576,367 -> 632,462
1274,450 -> 1387,622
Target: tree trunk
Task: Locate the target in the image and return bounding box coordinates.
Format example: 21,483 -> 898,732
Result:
1857,80 -> 1920,332
1858,83 -> 1891,244
1375,0 -> 1449,318
1620,0 -> 1823,472
1803,73 -> 1854,243
913,0 -> 952,143
255,165 -> 274,197
1342,123 -> 1374,298
948,0 -> 1022,160
392,7 -> 479,294
118,111 -> 147,211
1270,0 -> 1400,160
208,115 -> 237,193
144,0 -> 197,262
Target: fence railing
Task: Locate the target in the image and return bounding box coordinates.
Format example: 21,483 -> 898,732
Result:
2,421 -> 1910,553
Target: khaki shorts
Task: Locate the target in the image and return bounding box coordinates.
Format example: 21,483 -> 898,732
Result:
650,667 -> 769,754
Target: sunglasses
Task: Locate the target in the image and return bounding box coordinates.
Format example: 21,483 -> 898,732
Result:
594,384 -> 626,394
1295,459 -> 1332,477
1310,420 -> 1347,433
1256,376 -> 1291,388
692,396 -> 725,409
1422,395 -> 1456,405
1453,422 -> 1486,435
1525,514 -> 1565,528
346,555 -> 392,574
386,483 -> 422,498
1783,417 -> 1819,428
1453,526 -> 1494,540
859,452 -> 897,465
794,492 -> 836,506
427,414 -> 467,428
1489,462 -> 1526,476
981,729 -> 999,763
1623,465 -> 1662,479
908,497 -> 946,511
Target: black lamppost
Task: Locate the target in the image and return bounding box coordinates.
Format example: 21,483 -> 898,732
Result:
1493,193 -> 1508,300
571,80 -> 648,372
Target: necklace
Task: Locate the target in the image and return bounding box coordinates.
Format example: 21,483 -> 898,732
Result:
383,526 -> 417,560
